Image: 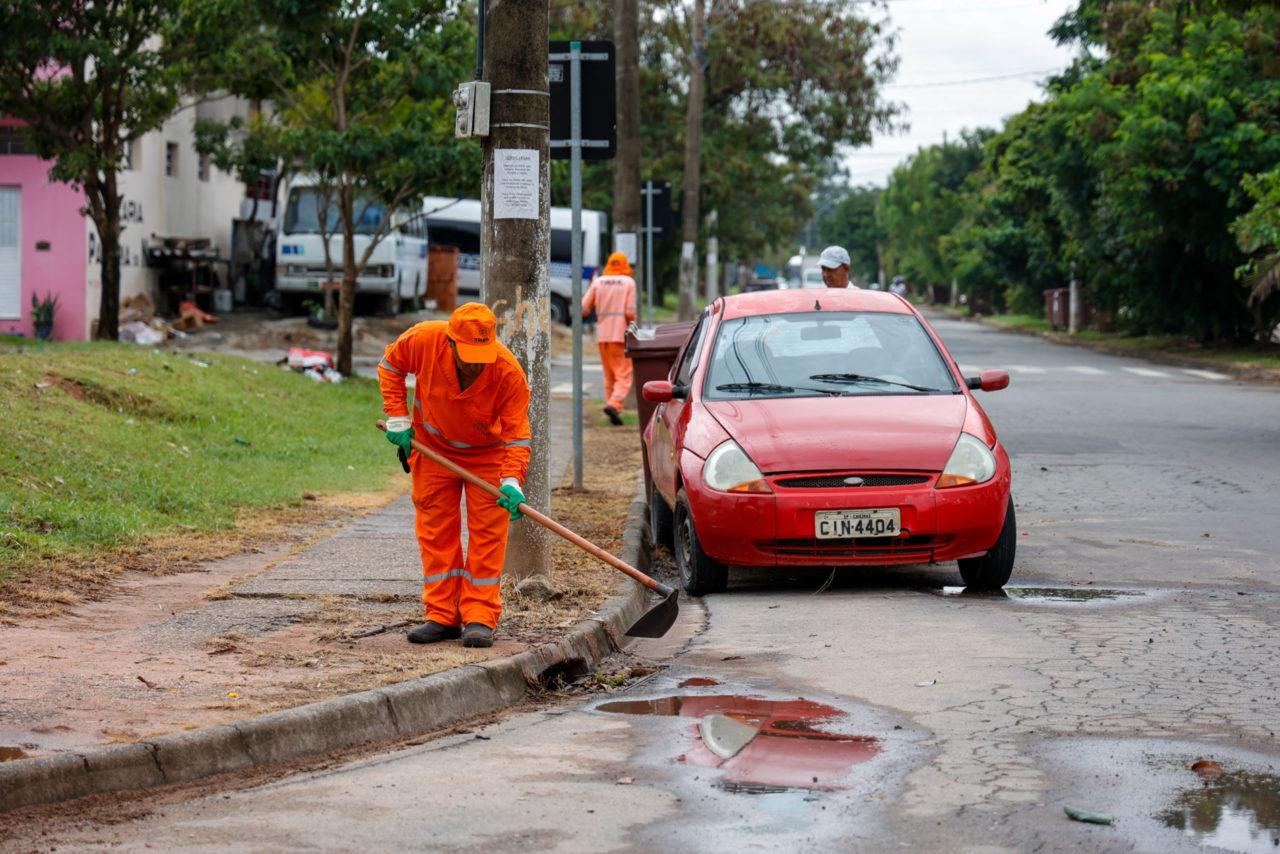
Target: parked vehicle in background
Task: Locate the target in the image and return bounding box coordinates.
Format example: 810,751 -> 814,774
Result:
782,252 -> 823,289
274,175 -> 428,316
641,288 -> 1015,596
801,267 -> 825,288
419,196 -> 606,325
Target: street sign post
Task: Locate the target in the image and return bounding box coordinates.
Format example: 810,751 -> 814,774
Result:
551,40 -> 616,491
640,180 -> 671,324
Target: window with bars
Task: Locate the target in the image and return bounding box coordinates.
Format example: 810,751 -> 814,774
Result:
165,142 -> 178,177
0,128 -> 30,155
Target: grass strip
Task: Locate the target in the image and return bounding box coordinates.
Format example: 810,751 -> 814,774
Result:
0,341 -> 397,599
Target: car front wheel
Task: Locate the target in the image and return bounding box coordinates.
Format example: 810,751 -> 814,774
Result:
674,489 -> 728,596
957,497 -> 1016,590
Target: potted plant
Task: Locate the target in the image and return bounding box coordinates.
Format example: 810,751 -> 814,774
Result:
31,292 -> 57,341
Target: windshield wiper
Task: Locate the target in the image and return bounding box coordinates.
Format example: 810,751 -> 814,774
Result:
716,382 -> 842,396
809,373 -> 942,393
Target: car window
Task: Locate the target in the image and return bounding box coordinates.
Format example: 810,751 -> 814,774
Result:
703,311 -> 958,398
674,315 -> 708,387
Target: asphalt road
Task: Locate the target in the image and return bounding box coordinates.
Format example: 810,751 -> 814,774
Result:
28,316 -> 1280,853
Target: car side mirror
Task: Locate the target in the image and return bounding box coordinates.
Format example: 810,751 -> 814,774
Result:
966,369 -> 1010,392
643,380 -> 674,402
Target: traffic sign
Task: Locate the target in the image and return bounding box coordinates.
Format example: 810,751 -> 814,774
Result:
549,40 -> 616,161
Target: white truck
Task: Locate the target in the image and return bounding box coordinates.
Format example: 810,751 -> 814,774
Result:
275,175 -> 428,315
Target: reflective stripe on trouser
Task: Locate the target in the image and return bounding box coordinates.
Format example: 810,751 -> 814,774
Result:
599,341 -> 633,411
409,441 -> 509,629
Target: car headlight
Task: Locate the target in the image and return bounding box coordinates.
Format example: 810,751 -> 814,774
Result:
936,433 -> 997,488
703,440 -> 772,494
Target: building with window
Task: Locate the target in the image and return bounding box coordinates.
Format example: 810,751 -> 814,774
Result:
0,97 -> 259,340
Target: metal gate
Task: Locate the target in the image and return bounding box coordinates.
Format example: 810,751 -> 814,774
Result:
0,187 -> 19,319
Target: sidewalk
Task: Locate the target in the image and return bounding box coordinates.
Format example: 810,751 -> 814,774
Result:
0,394 -> 590,763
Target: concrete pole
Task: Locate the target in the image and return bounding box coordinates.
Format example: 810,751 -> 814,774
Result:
482,0 -> 551,581
613,0 -> 642,319
677,0 -> 704,321
706,209 -> 718,302
1068,264 -> 1080,335
570,42 -> 584,491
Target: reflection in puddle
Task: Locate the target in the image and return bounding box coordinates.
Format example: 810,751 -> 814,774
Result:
596,694 -> 881,792
679,676 -> 721,688
1158,769 -> 1280,853
0,745 -> 31,761
939,585 -> 1144,602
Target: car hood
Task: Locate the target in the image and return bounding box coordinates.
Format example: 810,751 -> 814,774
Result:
703,395 -> 969,473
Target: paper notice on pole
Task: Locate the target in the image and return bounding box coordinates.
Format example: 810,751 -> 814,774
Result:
494,149 -> 540,219
614,232 -> 637,264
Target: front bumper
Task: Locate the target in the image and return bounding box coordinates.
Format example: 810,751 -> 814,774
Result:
683,451 -> 1011,568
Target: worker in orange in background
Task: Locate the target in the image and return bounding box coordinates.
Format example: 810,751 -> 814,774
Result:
379,303 -> 532,648
582,251 -> 637,426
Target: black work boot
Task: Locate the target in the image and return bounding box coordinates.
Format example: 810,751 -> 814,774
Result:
602,405 -> 624,426
407,621 -> 462,644
461,623 -> 495,648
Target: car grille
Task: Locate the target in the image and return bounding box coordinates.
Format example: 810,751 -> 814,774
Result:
774,473 -> 931,489
760,535 -> 937,560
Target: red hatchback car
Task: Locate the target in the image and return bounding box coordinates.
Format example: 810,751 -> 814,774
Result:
642,289 -> 1014,595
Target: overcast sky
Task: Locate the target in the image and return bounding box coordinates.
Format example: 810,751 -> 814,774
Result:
846,0 -> 1080,186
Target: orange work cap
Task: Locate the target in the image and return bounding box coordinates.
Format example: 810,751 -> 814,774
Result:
603,252 -> 631,277
446,302 -> 499,364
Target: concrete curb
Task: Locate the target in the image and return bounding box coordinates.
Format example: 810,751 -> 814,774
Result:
926,308 -> 1280,384
0,484 -> 652,815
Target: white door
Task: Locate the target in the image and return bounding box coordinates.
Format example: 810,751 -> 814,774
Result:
0,187 -> 19,319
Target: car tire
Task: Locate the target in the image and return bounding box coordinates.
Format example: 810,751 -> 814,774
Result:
957,497 -> 1016,590
674,489 -> 728,596
647,478 -> 674,549
550,294 -> 570,326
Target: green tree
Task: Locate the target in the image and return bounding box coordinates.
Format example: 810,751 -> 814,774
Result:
196,0 -> 478,375
0,1 -> 197,340
1233,167 -> 1280,335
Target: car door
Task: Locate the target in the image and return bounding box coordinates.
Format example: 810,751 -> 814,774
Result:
652,312 -> 709,507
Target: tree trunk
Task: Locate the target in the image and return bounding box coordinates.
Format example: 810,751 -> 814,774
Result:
94,180 -> 123,341
613,0 -> 642,315
483,0 -> 552,582
677,0 -> 705,322
336,181 -> 357,377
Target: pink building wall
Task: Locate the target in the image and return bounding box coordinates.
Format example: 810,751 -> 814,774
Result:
0,153 -> 88,341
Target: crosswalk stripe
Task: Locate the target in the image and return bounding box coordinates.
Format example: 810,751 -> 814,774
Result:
1008,365 -> 1046,374
551,383 -> 573,395
1068,366 -> 1106,376
1182,368 -> 1230,381
1122,367 -> 1168,378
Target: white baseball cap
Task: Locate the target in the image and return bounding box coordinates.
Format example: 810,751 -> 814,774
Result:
819,246 -> 851,269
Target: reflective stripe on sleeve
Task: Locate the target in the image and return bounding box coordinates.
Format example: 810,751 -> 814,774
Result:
379,358 -> 407,376
504,439 -> 532,448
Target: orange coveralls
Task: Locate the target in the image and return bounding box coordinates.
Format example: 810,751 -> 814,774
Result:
378,322 -> 531,629
582,256 -> 638,411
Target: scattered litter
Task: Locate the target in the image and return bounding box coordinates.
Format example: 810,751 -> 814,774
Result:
193,360 -> 210,368
34,381 -> 51,389
767,605 -> 780,609
282,347 -> 344,383
915,680 -> 936,687
119,320 -> 167,346
474,734 -> 491,741
350,620 -> 411,639
616,776 -> 634,785
233,437 -> 251,447
1190,758 -> 1224,780
136,675 -> 159,689
127,367 -> 138,375
1064,805 -> 1115,825
721,655 -> 743,661
226,691 -> 240,699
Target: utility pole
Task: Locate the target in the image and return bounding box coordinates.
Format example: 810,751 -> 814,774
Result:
1068,263 -> 1080,334
677,0 -> 705,321
481,0 -> 552,582
705,209 -> 718,302
613,0 -> 641,318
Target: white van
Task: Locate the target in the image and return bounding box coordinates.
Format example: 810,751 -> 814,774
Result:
420,196 -> 607,325
275,175 -> 428,314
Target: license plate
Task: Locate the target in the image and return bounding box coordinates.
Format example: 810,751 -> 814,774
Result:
815,508 -> 901,539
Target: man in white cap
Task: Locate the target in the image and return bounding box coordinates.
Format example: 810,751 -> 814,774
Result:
819,246 -> 853,288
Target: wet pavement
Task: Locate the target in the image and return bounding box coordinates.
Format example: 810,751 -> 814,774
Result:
13,314 -> 1280,852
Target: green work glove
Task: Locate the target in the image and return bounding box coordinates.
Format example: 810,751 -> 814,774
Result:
385,416 -> 414,456
496,479 -> 525,521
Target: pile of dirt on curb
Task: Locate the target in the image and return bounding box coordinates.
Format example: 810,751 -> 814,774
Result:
165,308 -> 446,360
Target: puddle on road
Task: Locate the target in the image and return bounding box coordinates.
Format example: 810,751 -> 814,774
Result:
1158,768 -> 1280,854
938,585 -> 1146,603
596,693 -> 881,792
678,676 -> 721,688
0,745 -> 31,761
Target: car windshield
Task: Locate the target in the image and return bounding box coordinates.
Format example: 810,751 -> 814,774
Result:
283,187 -> 387,235
703,311 -> 958,399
